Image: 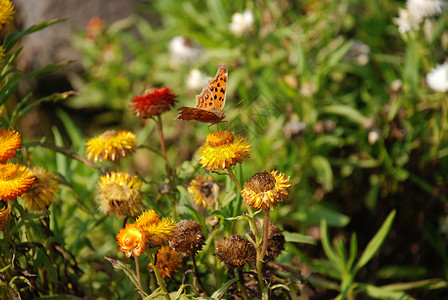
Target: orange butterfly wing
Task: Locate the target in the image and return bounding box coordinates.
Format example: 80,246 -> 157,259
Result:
177,65 -> 227,124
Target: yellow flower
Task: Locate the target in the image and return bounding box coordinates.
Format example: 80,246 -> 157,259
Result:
22,167 -> 58,211
198,130 -> 251,172
149,245 -> 182,279
135,209 -> 176,248
0,46 -> 5,61
97,172 -> 144,218
0,163 -> 35,201
0,0 -> 14,29
187,175 -> 218,208
241,170 -> 291,210
116,223 -> 145,258
0,205 -> 10,230
0,128 -> 22,163
85,130 -> 137,162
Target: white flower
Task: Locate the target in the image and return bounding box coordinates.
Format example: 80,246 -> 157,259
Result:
394,8 -> 420,34
426,62 -> 448,92
229,10 -> 254,36
169,36 -> 201,68
407,0 -> 445,23
186,69 -> 211,91
345,40 -> 370,66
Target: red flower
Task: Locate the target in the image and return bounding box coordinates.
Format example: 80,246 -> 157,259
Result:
130,87 -> 177,118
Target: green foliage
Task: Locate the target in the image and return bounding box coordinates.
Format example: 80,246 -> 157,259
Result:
2,0 -> 448,299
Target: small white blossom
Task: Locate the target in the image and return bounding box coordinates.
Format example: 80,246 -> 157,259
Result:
368,129 -> 381,145
229,10 -> 254,36
345,40 -> 370,66
169,36 -> 201,68
394,8 -> 420,34
186,69 -> 211,91
426,62 -> 448,92
407,0 -> 445,23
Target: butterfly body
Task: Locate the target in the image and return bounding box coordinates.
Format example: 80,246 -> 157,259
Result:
177,65 -> 228,124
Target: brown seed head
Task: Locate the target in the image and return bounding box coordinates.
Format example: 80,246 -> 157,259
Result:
169,220 -> 205,257
215,235 -> 256,270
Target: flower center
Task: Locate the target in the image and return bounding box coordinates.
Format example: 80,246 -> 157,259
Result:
102,129 -> 118,139
206,130 -> 234,147
0,163 -> 18,180
200,181 -> 214,197
247,171 -> 276,193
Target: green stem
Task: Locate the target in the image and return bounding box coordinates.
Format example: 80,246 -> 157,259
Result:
227,167 -> 265,292
192,255 -> 209,297
256,210 -> 270,293
149,250 -> 171,300
134,256 -> 145,299
155,115 -> 177,220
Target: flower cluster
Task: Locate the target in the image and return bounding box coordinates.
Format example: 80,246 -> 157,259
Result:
116,209 -> 176,258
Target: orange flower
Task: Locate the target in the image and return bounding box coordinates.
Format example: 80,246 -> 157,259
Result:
130,87 -> 177,118
149,245 -> 182,279
0,163 -> 35,201
0,128 -> 22,163
116,223 -> 145,258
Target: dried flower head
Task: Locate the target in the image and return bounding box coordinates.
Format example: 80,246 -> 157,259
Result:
116,223 -> 145,258
187,175 -> 218,208
249,221 -> 286,262
0,163 -> 35,201
0,128 -> 22,163
0,205 -> 10,230
241,170 -> 291,210
130,87 -> 177,118
86,130 -> 137,162
22,167 -> 59,211
0,0 -> 14,29
215,235 -> 256,270
135,209 -> 176,248
169,220 -> 205,257
149,245 -> 182,279
97,172 -> 144,218
199,130 -> 251,172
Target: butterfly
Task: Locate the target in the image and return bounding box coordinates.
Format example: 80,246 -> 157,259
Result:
177,65 -> 227,124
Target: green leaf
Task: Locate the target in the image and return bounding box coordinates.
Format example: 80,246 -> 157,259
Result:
358,283 -> 415,300
3,19 -> 66,51
210,277 -> 238,299
283,231 -> 316,245
311,156 -> 334,191
104,256 -> 140,292
355,210 -> 396,271
319,104 -> 369,126
294,207 -> 350,227
320,218 -> 343,270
